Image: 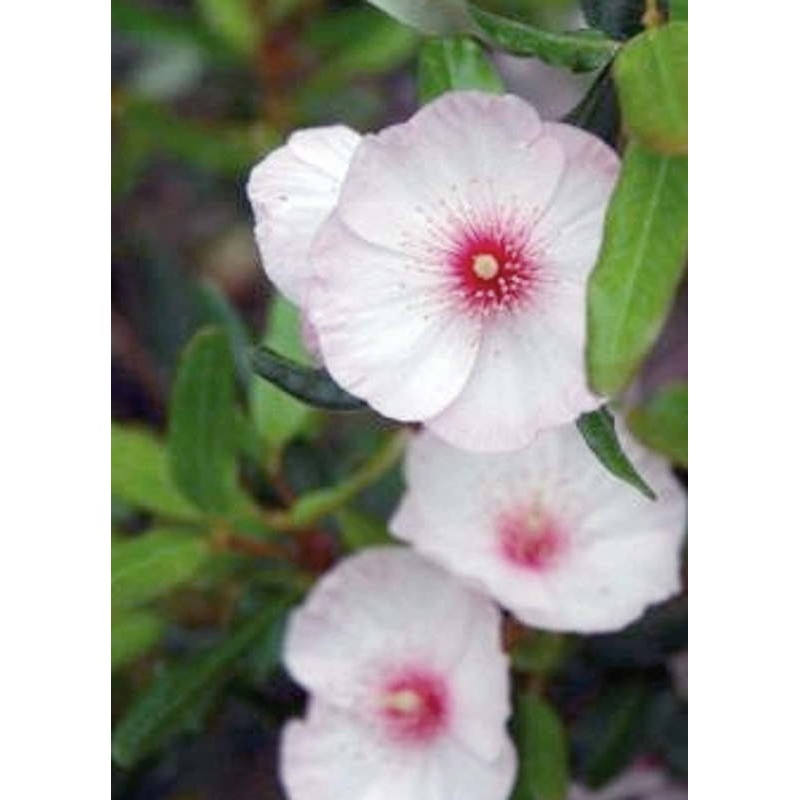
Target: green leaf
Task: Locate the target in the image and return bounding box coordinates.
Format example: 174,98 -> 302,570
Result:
470,7 -> 617,73
417,36 -> 503,103
112,610 -> 165,670
112,530 -> 209,610
196,0 -> 259,58
168,327 -> 242,515
511,631 -> 572,677
112,425 -> 202,521
576,407 -> 656,499
511,695 -> 569,800
628,382 -> 687,467
112,602 -> 287,767
580,0 -> 647,41
250,346 -> 367,412
671,0 -> 688,21
249,298 -> 316,461
614,23 -> 687,155
336,507 -> 394,551
364,0 -> 474,35
562,64 -> 620,147
587,143 -> 687,395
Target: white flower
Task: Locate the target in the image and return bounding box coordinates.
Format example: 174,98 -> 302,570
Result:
247,92 -> 619,452
391,424 -> 686,633
280,547 -> 516,800
246,124 -> 361,307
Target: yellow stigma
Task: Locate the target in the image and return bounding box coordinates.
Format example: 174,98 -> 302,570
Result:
385,689 -> 421,714
472,253 -> 500,281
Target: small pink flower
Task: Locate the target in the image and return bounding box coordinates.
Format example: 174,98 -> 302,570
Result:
247,92 -> 618,451
280,547 -> 516,800
246,125 -> 361,307
308,92 -> 618,451
391,425 -> 686,633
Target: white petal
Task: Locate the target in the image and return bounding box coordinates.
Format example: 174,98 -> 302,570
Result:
247,125 -> 360,305
308,214 -> 481,420
393,426 -> 686,633
426,292 -> 599,452
283,548 -> 504,719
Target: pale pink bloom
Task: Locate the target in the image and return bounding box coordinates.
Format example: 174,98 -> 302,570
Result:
392,424 -> 685,633
281,547 -> 516,800
569,764 -> 687,800
246,125 -> 361,307
307,91 -> 619,451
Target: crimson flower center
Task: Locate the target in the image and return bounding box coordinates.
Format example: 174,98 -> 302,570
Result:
379,669 -> 449,745
449,230 -> 537,317
498,507 -> 566,571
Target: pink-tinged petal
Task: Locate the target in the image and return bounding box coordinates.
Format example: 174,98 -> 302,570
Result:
282,699 -> 517,800
426,290 -> 599,452
536,121 -> 620,278
308,215 -> 482,420
393,426 -> 685,633
246,125 -> 360,305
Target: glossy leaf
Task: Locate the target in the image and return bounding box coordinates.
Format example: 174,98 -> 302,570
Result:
250,346 -> 367,412
112,610 -> 165,670
562,64 -> 620,148
587,143 -> 688,395
628,382 -> 687,467
111,425 -> 202,521
576,407 -> 656,499
249,298 -> 316,462
168,327 -> 241,515
511,694 -> 569,800
364,0 -> 474,35
470,7 -> 617,73
417,36 -> 503,103
112,530 -> 209,610
112,602 -> 288,767
580,0 -> 648,41
614,23 -> 688,155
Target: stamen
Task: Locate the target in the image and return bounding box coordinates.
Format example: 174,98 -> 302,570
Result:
472,253 -> 500,280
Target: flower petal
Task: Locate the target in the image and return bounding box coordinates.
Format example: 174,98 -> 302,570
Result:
308,214 -> 481,420
247,125 -> 360,305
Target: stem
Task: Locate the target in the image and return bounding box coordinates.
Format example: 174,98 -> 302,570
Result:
642,0 -> 664,28
262,429 -> 409,531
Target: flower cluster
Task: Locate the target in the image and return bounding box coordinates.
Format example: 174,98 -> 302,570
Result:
247,91 -> 686,800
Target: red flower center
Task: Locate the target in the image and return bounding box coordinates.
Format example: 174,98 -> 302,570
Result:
379,668 -> 450,745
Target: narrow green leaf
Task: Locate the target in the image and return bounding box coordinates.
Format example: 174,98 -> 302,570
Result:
249,298 -> 316,459
336,507 -> 394,551
576,407 -> 656,499
614,23 -> 687,155
511,631 -> 572,678
112,425 -> 202,521
580,0 -> 647,41
168,327 -> 241,514
112,602 -> 287,767
364,0 -> 474,36
512,694 -> 569,800
112,610 -> 165,670
417,36 -> 503,103
112,530 -> 209,610
470,7 -> 617,73
562,64 -> 620,147
628,382 -> 687,467
587,143 -> 687,395
250,346 -> 367,412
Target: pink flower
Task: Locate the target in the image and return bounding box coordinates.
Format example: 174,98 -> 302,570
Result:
569,763 -> 687,800
391,425 -> 686,633
280,547 -> 516,800
247,92 -> 619,451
